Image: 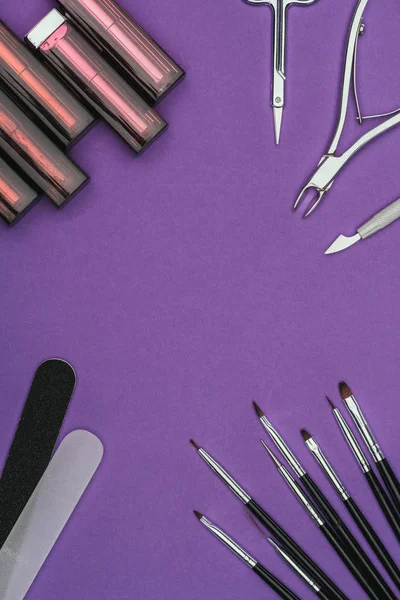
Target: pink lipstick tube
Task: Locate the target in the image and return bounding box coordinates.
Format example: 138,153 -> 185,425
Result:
0,156 -> 39,224
56,0 -> 185,105
26,10 -> 167,154
0,88 -> 89,207
0,20 -> 95,147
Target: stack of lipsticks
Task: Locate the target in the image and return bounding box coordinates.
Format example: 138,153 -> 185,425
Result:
192,382 -> 400,600
0,0 -> 184,225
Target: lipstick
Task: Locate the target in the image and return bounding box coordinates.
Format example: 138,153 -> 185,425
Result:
0,88 -> 88,207
56,0 -> 185,105
26,10 -> 167,154
0,156 -> 39,224
0,21 -> 94,147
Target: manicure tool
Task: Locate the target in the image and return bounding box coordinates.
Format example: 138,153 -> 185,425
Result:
293,0 -> 400,217
325,197 -> 400,254
244,0 -> 319,145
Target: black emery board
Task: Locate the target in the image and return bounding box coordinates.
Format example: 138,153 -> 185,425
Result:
0,358 -> 76,546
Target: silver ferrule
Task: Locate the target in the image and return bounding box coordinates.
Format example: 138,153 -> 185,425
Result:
344,396 -> 385,463
260,416 -> 306,477
279,466 -> 324,527
269,539 -> 320,593
200,515 -> 257,569
333,408 -> 371,474
198,448 -> 251,504
26,9 -> 66,50
305,437 -> 350,501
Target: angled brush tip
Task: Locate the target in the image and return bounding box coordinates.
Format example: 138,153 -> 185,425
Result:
339,381 -> 352,399
326,396 -> 336,410
253,401 -> 264,418
301,429 -> 312,442
193,510 -> 203,520
190,439 -> 200,450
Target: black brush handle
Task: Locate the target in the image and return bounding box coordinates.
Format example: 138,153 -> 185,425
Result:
377,459 -> 400,514
344,496 -> 400,589
364,469 -> 400,541
252,562 -> 301,600
317,586 -> 343,600
301,473 -> 397,600
247,499 -> 349,600
319,523 -> 383,600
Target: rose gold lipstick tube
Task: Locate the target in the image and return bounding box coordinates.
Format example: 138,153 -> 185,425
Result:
0,88 -> 89,207
56,0 -> 185,105
0,155 -> 39,224
26,10 -> 167,154
0,20 -> 94,147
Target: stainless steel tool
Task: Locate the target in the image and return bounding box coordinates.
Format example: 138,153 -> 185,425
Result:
325,198 -> 400,254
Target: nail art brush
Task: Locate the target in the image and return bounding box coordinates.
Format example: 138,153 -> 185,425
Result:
268,538 -> 342,600
327,396 -> 400,542
246,510 -> 338,600
193,511 -> 302,600
261,441 -> 395,600
302,429 -> 400,590
325,198 -> 400,254
253,402 -> 398,599
340,381 -> 400,513
190,440 -> 349,600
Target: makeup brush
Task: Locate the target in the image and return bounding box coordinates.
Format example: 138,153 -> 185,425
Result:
190,440 -> 349,600
245,510 -> 337,600
193,511 -> 302,600
327,396 -> 400,542
301,429 -> 400,590
340,381 -> 400,513
253,401 -> 398,599
261,441 -> 395,600
268,538 -> 341,600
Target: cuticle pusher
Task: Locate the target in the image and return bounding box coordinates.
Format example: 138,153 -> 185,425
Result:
325,197 -> 400,254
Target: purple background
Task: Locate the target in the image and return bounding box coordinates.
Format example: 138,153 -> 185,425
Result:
1,0 -> 400,598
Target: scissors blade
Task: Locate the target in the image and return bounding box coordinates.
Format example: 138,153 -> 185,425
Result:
273,106 -> 283,145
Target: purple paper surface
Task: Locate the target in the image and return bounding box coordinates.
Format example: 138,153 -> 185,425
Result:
1,0 -> 400,598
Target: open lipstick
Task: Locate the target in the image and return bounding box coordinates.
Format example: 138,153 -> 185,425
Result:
26,10 -> 167,154
56,0 -> 185,105
340,381 -> 400,513
0,88 -> 88,207
0,156 -> 39,224
194,511 -> 301,600
0,20 -> 94,147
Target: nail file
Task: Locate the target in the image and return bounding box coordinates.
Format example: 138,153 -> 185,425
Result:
0,430 -> 103,600
0,359 -> 76,547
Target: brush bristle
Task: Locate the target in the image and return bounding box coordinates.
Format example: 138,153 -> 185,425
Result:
253,401 -> 264,419
190,439 -> 200,450
326,396 -> 335,410
193,510 -> 203,520
301,429 -> 312,442
260,439 -> 282,467
339,381 -> 352,399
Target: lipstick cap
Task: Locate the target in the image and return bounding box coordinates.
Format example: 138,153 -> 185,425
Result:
26,11 -> 167,155
0,20 -> 95,147
0,155 -> 39,224
0,88 -> 89,207
56,0 -> 185,105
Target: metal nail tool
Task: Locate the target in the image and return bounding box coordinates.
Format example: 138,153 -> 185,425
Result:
325,197 -> 400,254
294,0 -> 400,217
244,0 -> 319,145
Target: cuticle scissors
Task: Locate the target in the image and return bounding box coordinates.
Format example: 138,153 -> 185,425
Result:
244,0 -> 319,145
293,0 -> 400,217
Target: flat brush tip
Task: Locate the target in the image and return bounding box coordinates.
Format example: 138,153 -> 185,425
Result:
190,439 -> 200,450
253,401 -> 264,418
301,429 -> 312,441
339,381 -> 352,399
326,395 -> 336,410
193,510 -> 203,520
